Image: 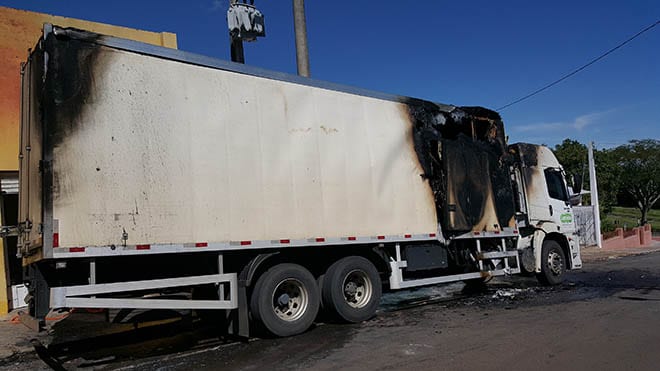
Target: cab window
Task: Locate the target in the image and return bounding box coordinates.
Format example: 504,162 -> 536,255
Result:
544,168 -> 568,201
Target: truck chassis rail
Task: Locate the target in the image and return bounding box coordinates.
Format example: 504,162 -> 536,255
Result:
50,273 -> 238,310
388,238 -> 521,290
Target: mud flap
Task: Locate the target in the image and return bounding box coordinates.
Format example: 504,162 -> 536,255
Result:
225,280 -> 249,339
532,229 -> 546,273
231,252 -> 279,338
25,263 -> 49,325
236,282 -> 250,338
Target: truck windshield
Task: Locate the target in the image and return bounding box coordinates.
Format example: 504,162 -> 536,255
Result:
544,168 -> 568,202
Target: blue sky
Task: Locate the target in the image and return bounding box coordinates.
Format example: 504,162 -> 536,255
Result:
2,0 -> 658,149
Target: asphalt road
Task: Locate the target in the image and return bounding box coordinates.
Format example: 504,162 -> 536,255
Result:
5,251 -> 660,370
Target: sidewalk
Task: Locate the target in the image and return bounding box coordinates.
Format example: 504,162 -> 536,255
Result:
580,239 -> 660,262
0,310 -> 38,361
0,307 -> 187,368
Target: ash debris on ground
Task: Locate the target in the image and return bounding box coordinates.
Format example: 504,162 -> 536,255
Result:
491,288 -> 526,299
378,282 -> 465,312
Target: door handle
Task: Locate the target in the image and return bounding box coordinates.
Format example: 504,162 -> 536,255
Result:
549,205 -> 553,216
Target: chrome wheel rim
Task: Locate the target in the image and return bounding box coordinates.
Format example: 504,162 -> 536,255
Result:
343,270 -> 372,309
547,251 -> 564,276
272,278 -> 308,322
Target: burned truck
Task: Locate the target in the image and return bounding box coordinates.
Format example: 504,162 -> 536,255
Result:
4,25 -> 581,337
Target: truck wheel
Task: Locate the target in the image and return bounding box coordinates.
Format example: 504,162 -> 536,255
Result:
321,256 -> 381,323
250,263 -> 320,337
536,240 -> 566,286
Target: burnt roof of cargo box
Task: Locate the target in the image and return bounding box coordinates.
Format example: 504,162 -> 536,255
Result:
45,24 -> 500,121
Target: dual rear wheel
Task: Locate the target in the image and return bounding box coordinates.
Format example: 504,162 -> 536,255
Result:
250,263 -> 319,337
250,256 -> 381,337
321,256 -> 382,323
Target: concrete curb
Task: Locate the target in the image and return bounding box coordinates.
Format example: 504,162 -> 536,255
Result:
580,240 -> 660,262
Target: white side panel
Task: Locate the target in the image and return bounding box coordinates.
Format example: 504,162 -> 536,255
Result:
52,48 -> 437,247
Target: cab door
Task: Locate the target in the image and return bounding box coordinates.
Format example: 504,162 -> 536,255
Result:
543,168 -> 576,233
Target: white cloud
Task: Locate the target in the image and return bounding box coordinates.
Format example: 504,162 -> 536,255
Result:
211,0 -> 226,11
513,109 -> 616,133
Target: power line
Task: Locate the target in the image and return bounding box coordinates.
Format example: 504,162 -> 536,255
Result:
497,19 -> 660,111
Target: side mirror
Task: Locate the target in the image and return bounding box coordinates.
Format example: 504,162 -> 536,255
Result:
572,174 -> 583,193
568,193 -> 582,206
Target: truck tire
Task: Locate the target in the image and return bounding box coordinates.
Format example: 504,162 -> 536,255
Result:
536,240 -> 566,286
250,263 -> 320,337
321,256 -> 381,323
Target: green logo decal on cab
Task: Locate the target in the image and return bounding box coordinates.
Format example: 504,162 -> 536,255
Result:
560,213 -> 573,224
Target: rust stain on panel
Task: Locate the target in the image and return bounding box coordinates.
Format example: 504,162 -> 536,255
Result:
319,125 -> 338,134
288,127 -> 312,134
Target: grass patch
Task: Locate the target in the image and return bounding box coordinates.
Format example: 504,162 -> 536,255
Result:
602,206 -> 660,231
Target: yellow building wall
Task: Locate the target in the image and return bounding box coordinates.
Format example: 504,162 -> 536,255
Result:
0,6 -> 177,171
0,6 -> 177,314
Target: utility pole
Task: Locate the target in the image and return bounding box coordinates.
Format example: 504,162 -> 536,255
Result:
588,141 -> 603,248
229,0 -> 245,63
292,0 -> 310,77
228,1 -> 265,64
230,37 -> 245,64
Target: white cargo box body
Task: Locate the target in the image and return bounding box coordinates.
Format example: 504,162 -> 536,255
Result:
20,26 -> 439,259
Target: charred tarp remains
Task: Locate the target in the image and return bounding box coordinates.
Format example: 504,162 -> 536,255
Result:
405,100 -> 516,235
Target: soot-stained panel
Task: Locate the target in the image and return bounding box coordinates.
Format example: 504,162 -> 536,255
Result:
43,28 -> 103,149
42,28 -> 106,207
404,100 -> 515,234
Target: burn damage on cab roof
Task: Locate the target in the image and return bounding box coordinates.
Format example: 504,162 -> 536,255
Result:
509,142 -> 540,167
404,100 -> 516,235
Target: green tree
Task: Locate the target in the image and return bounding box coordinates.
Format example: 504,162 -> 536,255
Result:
553,139 -> 619,213
593,148 -> 621,214
553,139 -> 588,192
611,139 -> 660,226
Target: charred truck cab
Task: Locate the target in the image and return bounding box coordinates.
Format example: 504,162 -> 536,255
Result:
510,144 -> 582,284
5,25 -> 581,338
